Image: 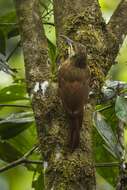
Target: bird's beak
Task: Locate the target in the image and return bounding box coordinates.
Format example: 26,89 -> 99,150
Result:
59,35 -> 76,57
68,43 -> 75,58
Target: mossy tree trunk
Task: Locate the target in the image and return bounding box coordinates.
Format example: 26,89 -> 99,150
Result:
14,0 -> 127,189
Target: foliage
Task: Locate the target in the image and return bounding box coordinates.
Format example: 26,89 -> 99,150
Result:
93,80 -> 127,187
0,0 -> 127,190
0,1 -> 52,190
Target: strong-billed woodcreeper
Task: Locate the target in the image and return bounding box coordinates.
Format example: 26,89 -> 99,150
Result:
58,39 -> 90,150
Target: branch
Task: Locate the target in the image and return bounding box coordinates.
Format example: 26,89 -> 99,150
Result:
0,145 -> 40,173
14,0 -> 54,175
0,23 -> 17,26
0,158 -> 25,173
0,159 -> 42,173
24,159 -> 42,164
95,162 -> 119,168
0,159 -> 122,173
96,104 -> 112,112
0,21 -> 54,27
107,0 -> 127,58
0,104 -> 31,108
23,144 -> 38,157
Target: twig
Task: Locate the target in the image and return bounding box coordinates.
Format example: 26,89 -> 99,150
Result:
95,162 -> 119,168
0,157 -> 126,173
24,159 -> 42,164
0,23 -> 17,25
0,21 -> 55,27
0,158 -> 26,173
0,145 -> 39,173
42,22 -> 54,26
0,104 -> 31,108
23,144 -> 38,157
96,104 -> 112,112
0,159 -> 42,173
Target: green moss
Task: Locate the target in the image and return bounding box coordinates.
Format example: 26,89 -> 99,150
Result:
46,152 -> 94,189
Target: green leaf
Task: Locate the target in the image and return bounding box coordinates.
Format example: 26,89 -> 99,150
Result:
40,0 -> 51,10
48,38 -> 56,62
115,96 -> 127,123
0,29 -> 6,54
93,127 -> 118,186
93,111 -> 122,159
0,84 -> 28,102
32,172 -> 44,190
7,125 -> 38,171
9,124 -> 37,156
0,140 -> 22,162
0,124 -> 37,163
47,38 -> 57,75
0,11 -> 17,37
0,112 -> 34,139
0,0 -> 14,16
8,26 -> 19,38
96,172 -> 114,190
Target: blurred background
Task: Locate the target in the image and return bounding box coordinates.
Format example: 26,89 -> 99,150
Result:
0,0 -> 127,190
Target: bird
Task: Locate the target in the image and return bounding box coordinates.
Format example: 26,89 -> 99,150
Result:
58,37 -> 90,150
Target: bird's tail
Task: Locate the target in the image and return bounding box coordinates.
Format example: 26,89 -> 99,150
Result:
69,113 -> 83,151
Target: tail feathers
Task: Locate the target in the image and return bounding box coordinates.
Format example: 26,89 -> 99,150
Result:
69,116 -> 80,151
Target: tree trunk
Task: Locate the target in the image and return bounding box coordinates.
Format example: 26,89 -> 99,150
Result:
14,0 -> 127,189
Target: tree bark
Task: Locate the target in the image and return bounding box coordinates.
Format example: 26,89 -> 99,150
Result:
14,0 -> 51,162
53,0 -> 127,189
14,0 -> 127,189
107,0 -> 127,60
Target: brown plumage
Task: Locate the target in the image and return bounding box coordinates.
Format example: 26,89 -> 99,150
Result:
58,43 -> 90,150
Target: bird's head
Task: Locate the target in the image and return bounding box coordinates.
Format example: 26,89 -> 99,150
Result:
70,43 -> 87,68
60,35 -> 87,68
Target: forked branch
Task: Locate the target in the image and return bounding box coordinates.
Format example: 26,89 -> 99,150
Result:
107,0 -> 127,58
